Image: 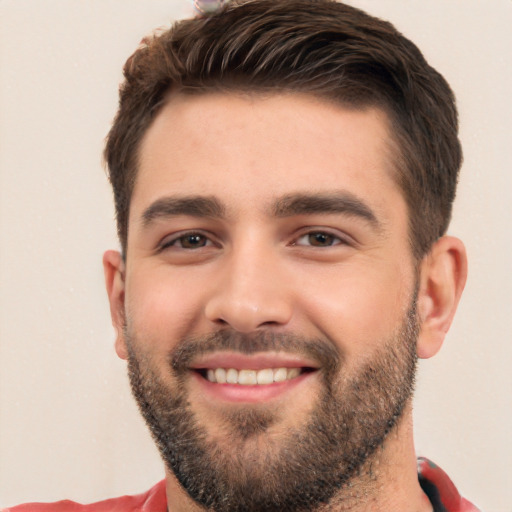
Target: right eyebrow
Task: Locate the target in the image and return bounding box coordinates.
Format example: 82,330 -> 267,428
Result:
272,191 -> 383,232
141,196 -> 225,227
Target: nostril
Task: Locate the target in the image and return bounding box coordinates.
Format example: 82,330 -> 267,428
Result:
259,320 -> 282,328
204,290 -> 293,332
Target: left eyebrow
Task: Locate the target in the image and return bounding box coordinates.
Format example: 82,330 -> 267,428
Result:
272,192 -> 383,231
141,195 -> 225,226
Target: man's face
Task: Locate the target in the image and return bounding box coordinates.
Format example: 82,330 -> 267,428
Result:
118,93 -> 419,510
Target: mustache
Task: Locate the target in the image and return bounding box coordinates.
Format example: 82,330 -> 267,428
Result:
170,330 -> 342,377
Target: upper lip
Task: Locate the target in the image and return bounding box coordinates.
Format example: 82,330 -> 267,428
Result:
189,351 -> 320,371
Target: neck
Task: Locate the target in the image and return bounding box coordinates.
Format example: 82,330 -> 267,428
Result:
165,404 -> 433,512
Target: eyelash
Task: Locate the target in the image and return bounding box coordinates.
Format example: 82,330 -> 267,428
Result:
158,229 -> 349,252
159,231 -> 215,251
293,230 -> 347,248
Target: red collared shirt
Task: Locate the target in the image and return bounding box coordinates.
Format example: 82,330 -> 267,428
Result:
3,458 -> 480,511
417,457 -> 481,512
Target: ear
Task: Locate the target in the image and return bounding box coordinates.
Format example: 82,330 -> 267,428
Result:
103,250 -> 128,360
416,236 -> 467,359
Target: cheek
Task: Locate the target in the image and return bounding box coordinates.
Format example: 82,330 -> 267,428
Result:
125,268 -> 207,348
298,261 -> 413,357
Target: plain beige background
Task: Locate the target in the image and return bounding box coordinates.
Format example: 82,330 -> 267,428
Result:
0,1 -> 511,510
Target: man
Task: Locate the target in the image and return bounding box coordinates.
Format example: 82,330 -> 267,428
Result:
5,0 -> 480,510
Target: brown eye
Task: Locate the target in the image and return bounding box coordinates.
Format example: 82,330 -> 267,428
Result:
307,232 -> 336,246
161,232 -> 213,251
293,231 -> 345,248
179,234 -> 208,249
294,231 -> 342,247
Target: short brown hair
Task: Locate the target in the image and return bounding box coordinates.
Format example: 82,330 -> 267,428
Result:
104,0 -> 461,259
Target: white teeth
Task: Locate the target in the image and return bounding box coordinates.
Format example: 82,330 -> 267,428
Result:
273,367 -> 288,382
256,368 -> 274,385
215,368 -> 227,383
204,367 -> 303,385
287,368 -> 301,379
226,368 -> 238,384
238,369 -> 257,385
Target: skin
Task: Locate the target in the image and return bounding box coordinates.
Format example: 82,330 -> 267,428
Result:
104,92 -> 467,511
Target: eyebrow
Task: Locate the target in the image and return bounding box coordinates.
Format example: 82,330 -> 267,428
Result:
141,196 -> 225,226
140,191 -> 382,231
272,192 -> 382,229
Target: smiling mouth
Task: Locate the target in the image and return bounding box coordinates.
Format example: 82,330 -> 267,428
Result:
195,367 -> 316,385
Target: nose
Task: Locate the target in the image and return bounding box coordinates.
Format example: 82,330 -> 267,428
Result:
204,247 -> 293,333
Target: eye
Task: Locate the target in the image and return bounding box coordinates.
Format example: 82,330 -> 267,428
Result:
160,232 -> 213,250
294,231 -> 344,247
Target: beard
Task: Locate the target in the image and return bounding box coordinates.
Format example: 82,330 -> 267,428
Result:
125,302 -> 419,512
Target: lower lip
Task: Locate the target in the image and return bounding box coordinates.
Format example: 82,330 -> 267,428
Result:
191,371 -> 317,403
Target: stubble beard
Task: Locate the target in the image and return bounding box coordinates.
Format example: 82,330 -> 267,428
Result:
125,303 -> 418,512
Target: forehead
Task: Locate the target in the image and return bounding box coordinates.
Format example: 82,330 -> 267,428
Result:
133,92 -> 403,222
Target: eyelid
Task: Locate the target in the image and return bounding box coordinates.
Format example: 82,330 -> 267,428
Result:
291,227 -> 354,247
157,229 -> 219,251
